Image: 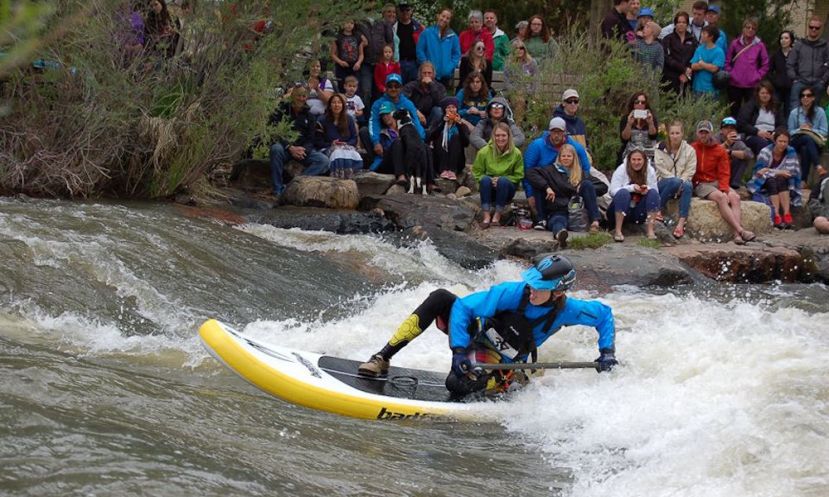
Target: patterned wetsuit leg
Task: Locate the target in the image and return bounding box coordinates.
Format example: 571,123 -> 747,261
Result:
378,289 -> 457,360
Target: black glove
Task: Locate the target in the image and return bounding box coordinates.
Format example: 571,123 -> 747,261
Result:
451,348 -> 471,377
595,348 -> 617,373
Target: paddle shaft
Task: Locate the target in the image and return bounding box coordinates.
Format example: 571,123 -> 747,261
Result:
471,361 -> 597,371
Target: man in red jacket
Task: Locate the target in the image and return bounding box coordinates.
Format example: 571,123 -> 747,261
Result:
691,120 -> 757,244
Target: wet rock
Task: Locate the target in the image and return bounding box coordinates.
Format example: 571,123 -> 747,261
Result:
283,176 -> 360,209
456,186 -> 472,197
229,159 -> 302,192
253,206 -> 396,234
663,243 -> 803,283
665,198 -> 772,241
567,244 -> 693,289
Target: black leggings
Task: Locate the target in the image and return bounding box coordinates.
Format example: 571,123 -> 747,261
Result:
763,175 -> 789,195
432,134 -> 465,174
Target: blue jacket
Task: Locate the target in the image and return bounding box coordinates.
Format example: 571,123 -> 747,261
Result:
448,281 -> 615,362
368,94 -> 425,146
523,133 -> 591,196
416,25 -> 461,81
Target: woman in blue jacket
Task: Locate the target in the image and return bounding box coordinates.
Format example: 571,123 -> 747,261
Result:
416,8 -> 461,88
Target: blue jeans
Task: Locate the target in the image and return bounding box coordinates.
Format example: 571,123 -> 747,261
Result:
400,59 -> 418,84
479,176 -> 516,212
658,177 -> 693,218
547,212 -> 569,233
607,188 -> 660,225
427,106 -> 444,129
533,179 -> 599,223
791,133 -> 821,183
269,144 -> 330,194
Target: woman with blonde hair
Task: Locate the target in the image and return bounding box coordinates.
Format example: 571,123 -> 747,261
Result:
525,143 -> 585,247
472,122 -> 524,228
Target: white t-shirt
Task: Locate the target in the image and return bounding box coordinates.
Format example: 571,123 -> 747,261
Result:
307,78 -> 335,116
755,108 -> 776,133
345,94 -> 365,119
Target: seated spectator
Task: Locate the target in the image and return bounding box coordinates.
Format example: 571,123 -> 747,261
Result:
789,87 -> 828,185
416,8 -> 460,89
374,44 -> 401,94
371,102 -> 432,190
524,15 -> 559,64
144,0 -> 176,58
363,73 -> 425,167
269,87 -> 330,196
769,31 -> 795,118
661,11 -> 697,95
692,120 -> 756,244
808,165 -> 829,234
470,97 -> 525,151
747,128 -> 801,229
526,143 -> 591,247
634,21 -> 664,73
725,17 -> 769,116
315,94 -> 362,179
456,72 -> 491,128
524,117 -> 600,232
653,121 -> 696,239
553,89 -> 589,150
342,76 -> 366,126
402,62 -> 446,129
737,81 -> 786,155
305,59 -> 335,117
427,97 -> 470,181
690,25 -> 725,98
716,117 -> 754,189
330,19 -> 366,92
458,10 -> 494,60
619,91 -> 658,163
472,122 -> 524,228
608,147 -> 660,242
459,41 -> 493,87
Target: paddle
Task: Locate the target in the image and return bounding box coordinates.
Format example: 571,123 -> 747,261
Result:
470,361 -> 598,371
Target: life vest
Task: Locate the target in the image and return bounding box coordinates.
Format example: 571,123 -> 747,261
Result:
478,287 -> 563,361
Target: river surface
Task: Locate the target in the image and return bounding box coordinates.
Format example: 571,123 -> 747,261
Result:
0,198 -> 827,497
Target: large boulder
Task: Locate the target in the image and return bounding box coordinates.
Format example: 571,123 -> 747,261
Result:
229,159 -> 303,192
664,243 -> 803,283
353,172 -> 395,199
283,176 -> 360,209
665,198 -> 772,241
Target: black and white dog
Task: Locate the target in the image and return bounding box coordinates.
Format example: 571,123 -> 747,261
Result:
393,109 -> 431,194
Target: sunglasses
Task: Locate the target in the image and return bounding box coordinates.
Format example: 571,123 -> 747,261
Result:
387,83 -> 401,89
801,93 -> 814,98
565,99 -> 579,104
809,25 -> 821,30
490,103 -> 505,109
635,99 -> 647,104
516,46 -> 526,50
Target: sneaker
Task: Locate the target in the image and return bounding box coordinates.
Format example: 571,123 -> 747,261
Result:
439,170 -> 450,179
774,214 -> 783,227
445,171 -> 457,181
782,212 -> 793,224
556,229 -> 569,249
533,220 -> 547,231
357,354 -> 389,377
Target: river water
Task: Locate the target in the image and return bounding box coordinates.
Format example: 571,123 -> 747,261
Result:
0,198 -> 827,497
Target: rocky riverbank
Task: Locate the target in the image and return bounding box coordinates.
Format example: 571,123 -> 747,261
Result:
181,161 -> 829,288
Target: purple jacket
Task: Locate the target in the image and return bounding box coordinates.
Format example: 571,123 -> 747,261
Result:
725,36 -> 769,89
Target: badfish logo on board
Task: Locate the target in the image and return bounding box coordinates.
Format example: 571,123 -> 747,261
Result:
376,407 -> 430,420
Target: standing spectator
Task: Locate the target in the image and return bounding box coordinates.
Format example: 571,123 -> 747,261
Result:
553,89 -> 589,150
634,21 -> 664,73
608,147 -> 660,242
416,8 -> 461,89
374,44 -> 401,94
394,3 -> 424,84
330,20 -> 366,92
342,75 -> 365,126
525,15 -> 559,64
459,10 -> 494,61
144,0 -> 176,59
619,91 -> 658,163
470,97 -> 525,151
654,121 -> 696,239
456,72 -> 491,128
747,128 -> 801,228
788,87 -> 828,184
786,16 -> 829,111
691,120 -> 756,245
716,117 -> 754,189
661,11 -> 697,94
472,123 -> 524,228
690,25 -> 725,98
402,62 -> 446,129
769,31 -> 795,118
315,94 -> 362,179
626,0 -> 641,31
512,21 -> 529,47
635,8 -> 655,39
484,10 -> 511,71
737,81 -> 785,155
704,5 -> 728,54
660,1 -> 707,43
358,9 -> 395,105
268,87 -> 330,197
427,97 -> 470,181
725,18 -> 769,116
459,41 -> 492,87
601,0 -> 634,43
364,73 -> 425,168
305,59 -> 335,118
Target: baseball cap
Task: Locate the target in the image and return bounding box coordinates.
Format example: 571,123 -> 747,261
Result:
706,5 -> 720,14
638,7 -> 655,18
548,117 -> 567,131
385,73 -> 403,86
562,89 -> 579,101
696,120 -> 714,133
721,116 -> 737,127
379,102 -> 396,115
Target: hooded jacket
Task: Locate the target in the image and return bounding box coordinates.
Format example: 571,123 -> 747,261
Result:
523,133 -> 591,197
726,36 -> 770,89
270,101 -> 315,150
491,28 -> 511,71
368,94 -> 424,146
786,37 -> 829,86
472,140 -> 523,185
459,27 -> 494,61
469,97 -> 525,150
692,140 -> 730,192
416,25 -> 461,80
653,141 -> 697,182
526,162 -> 577,214
552,105 -> 588,149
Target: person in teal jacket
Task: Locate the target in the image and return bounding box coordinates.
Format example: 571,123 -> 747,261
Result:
416,8 -> 461,87
472,121 -> 524,228
358,255 -> 617,397
363,73 -> 425,164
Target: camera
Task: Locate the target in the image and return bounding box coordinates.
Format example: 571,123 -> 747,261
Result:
633,109 -> 648,120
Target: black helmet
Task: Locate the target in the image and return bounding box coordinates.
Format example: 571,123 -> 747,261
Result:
521,254 -> 576,291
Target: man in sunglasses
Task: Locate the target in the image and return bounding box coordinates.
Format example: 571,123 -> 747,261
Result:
552,89 -> 589,151
363,73 -> 425,164
787,15 -> 829,110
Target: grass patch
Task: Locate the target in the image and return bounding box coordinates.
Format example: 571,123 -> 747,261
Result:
638,238 -> 662,249
568,232 -> 612,250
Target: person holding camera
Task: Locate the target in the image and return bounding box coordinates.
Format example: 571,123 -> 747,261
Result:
716,117 -> 754,189
619,91 -> 658,164
427,97 -> 470,181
